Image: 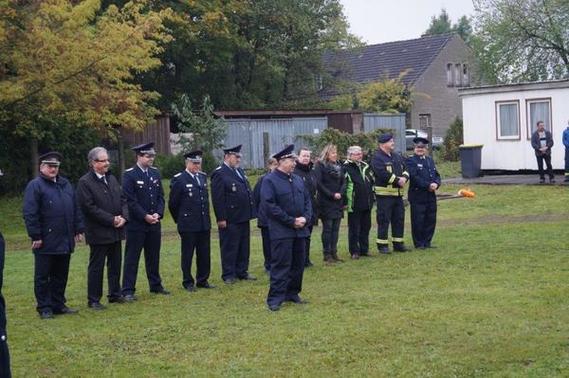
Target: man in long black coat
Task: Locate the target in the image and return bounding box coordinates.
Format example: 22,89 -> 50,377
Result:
23,152 -> 85,319
77,147 -> 128,309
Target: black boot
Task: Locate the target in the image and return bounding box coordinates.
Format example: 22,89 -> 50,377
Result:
393,242 -> 409,252
377,244 -> 390,254
323,254 -> 336,265
332,253 -> 344,263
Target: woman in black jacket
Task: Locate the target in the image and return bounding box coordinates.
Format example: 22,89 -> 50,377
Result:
314,144 -> 346,264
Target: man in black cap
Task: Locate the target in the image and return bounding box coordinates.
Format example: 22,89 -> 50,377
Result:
261,145 -> 312,311
0,169 -> 11,376
406,137 -> 441,249
211,145 -> 256,284
371,133 -> 409,253
169,150 -> 214,292
76,147 -> 128,310
23,152 -> 85,319
122,143 -> 169,300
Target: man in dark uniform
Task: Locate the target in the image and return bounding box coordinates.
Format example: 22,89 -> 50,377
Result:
211,145 -> 256,284
293,147 -> 317,267
168,150 -> 215,292
23,152 -> 85,318
261,145 -> 312,311
371,134 -> 409,254
406,137 -> 441,249
122,143 -> 169,301
76,147 -> 128,310
0,169 -> 11,376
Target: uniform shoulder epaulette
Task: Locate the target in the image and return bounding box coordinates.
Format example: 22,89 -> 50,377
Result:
214,166 -> 222,170
198,171 -> 207,176
173,172 -> 182,178
150,166 -> 158,170
125,167 -> 134,172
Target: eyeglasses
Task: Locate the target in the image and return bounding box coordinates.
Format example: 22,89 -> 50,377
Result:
94,159 -> 110,163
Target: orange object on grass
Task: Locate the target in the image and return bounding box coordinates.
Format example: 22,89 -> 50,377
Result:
458,188 -> 475,198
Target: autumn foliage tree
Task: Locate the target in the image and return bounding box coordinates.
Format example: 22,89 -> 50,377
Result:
0,0 -> 172,189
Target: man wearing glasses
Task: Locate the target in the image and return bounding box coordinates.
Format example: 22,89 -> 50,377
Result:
169,150 -> 215,292
23,152 -> 85,319
211,145 -> 256,284
122,143 -> 170,301
406,137 -> 441,250
76,147 -> 128,310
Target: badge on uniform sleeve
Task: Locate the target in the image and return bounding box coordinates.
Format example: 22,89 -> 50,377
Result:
232,183 -> 237,192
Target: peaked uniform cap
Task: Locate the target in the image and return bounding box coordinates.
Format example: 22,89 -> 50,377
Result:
39,151 -> 63,166
132,142 -> 156,155
184,150 -> 203,162
272,144 -> 296,161
223,145 -> 242,155
413,137 -> 429,146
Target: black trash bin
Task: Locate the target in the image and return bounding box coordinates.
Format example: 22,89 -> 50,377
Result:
459,144 -> 483,178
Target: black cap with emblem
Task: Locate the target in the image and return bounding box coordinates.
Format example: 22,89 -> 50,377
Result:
272,144 -> 296,161
38,151 -> 62,167
223,145 -> 242,157
184,150 -> 203,163
413,137 -> 430,147
131,142 -> 156,156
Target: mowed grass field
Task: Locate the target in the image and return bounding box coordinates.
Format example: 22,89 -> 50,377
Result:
1,180 -> 568,376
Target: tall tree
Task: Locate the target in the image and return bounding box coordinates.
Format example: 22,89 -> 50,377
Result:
424,9 -> 453,35
0,0 -> 172,137
424,8 -> 473,43
115,0 -> 359,111
473,0 -> 569,82
0,0 -> 172,184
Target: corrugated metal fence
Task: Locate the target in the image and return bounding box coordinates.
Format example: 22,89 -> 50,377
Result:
216,113 -> 406,169
218,118 -> 327,169
363,113 -> 406,152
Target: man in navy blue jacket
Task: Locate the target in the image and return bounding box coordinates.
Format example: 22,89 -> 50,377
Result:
261,145 -> 312,311
23,152 -> 85,319
211,145 -> 256,284
169,150 -> 214,292
122,143 -> 169,301
406,137 -> 441,249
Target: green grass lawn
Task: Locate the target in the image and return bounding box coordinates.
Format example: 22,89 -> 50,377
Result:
1,183 -> 568,376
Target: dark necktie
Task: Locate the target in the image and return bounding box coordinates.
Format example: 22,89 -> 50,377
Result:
234,168 -> 243,180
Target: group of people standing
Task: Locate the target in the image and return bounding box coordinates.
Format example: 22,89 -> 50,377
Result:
17,132 -> 441,320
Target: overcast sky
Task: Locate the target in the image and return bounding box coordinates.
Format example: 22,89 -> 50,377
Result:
339,0 -> 476,45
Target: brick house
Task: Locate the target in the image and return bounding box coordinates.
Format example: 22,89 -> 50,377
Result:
321,33 -> 477,137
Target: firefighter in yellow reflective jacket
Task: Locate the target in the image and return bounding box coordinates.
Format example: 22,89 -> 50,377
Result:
343,146 -> 374,259
371,133 -> 409,253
